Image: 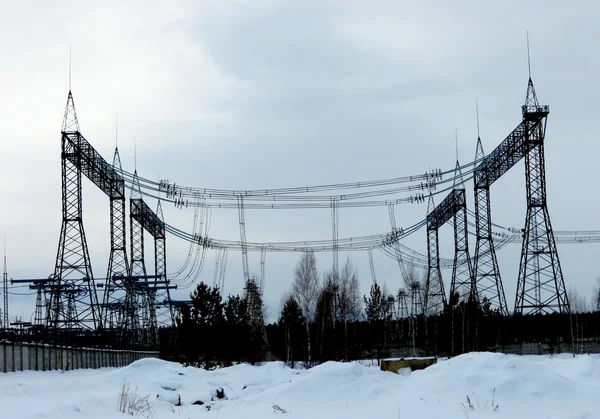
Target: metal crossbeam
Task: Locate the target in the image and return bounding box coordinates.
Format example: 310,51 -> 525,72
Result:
425,187 -> 476,310
474,113 -> 546,188
62,133 -> 124,199
426,189 -> 465,230
131,199 -> 165,239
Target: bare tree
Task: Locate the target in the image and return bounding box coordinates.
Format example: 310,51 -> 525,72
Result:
330,257 -> 362,360
337,257 -> 362,322
404,263 -> 426,292
593,276 -> 600,312
569,287 -> 588,314
292,251 -> 320,362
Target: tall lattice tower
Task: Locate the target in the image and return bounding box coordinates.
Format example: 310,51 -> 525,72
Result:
123,171 -> 144,343
397,288 -> 409,319
410,281 -> 423,317
103,146 -> 130,329
449,161 -> 476,303
472,134 -> 508,315
385,294 -> 397,321
424,193 -> 446,314
151,199 -> 172,344
34,284 -> 46,326
514,76 -> 569,314
397,288 -> 409,340
48,91 -> 100,330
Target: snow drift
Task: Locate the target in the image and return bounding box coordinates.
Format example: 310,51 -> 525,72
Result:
0,352 -> 599,418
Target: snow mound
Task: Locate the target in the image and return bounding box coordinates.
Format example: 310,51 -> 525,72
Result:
1,353 -> 600,418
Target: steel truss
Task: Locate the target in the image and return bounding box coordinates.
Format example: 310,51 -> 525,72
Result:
425,188 -> 476,310
130,192 -> 175,345
423,194 -> 446,314
472,114 -> 541,316
473,77 -> 568,315
49,91 -> 124,330
103,147 -> 130,330
514,79 -> 569,314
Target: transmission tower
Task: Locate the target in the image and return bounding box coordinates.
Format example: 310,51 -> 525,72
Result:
103,147 -> 130,329
125,171 -> 145,344
449,162 -> 476,303
153,199 -> 174,336
410,281 -> 423,317
424,194 -> 446,314
514,77 -> 569,314
33,283 -> 46,326
128,185 -> 176,347
48,91 -> 100,331
409,280 -> 422,353
397,289 -> 409,319
472,135 -> 508,315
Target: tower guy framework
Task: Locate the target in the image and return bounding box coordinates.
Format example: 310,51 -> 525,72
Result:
45,89 -> 177,344
472,133 -> 508,315
102,146 -> 130,329
426,187 -> 476,306
130,193 -> 176,343
48,91 -> 110,331
514,79 -> 569,314
423,194 -> 446,314
473,77 -> 569,315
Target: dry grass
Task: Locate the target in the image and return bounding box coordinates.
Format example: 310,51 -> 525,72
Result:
118,379 -> 154,418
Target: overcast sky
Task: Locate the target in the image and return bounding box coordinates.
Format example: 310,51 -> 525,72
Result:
2,0 -> 600,323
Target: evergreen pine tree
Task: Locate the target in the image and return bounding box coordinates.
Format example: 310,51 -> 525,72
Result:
364,281 -> 385,322
279,296 -> 305,367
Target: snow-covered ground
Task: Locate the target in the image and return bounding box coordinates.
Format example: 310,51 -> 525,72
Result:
1,352 -> 599,418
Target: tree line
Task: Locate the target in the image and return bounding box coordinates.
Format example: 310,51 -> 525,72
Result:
161,251 -> 600,368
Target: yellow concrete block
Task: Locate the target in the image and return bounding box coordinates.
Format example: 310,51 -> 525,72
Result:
380,357 -> 437,374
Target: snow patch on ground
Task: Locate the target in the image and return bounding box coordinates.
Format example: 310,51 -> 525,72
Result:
1,352 -> 599,418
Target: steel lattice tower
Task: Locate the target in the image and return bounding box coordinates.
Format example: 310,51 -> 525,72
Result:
397,288 -> 409,340
34,284 -> 45,326
102,147 -> 130,329
48,91 -> 100,330
449,162 -> 476,302
410,282 -> 423,316
472,136 -> 509,315
409,281 -> 422,351
152,200 -> 171,343
424,194 -> 446,314
125,171 -> 145,343
397,288 -> 409,319
514,78 -> 569,315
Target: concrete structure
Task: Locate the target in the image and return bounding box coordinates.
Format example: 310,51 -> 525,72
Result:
0,341 -> 158,372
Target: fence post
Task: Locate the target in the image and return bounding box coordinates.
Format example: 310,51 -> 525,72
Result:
0,342 -> 4,373
8,342 -> 15,372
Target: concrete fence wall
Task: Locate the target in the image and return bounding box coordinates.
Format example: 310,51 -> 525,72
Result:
0,342 -> 159,373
